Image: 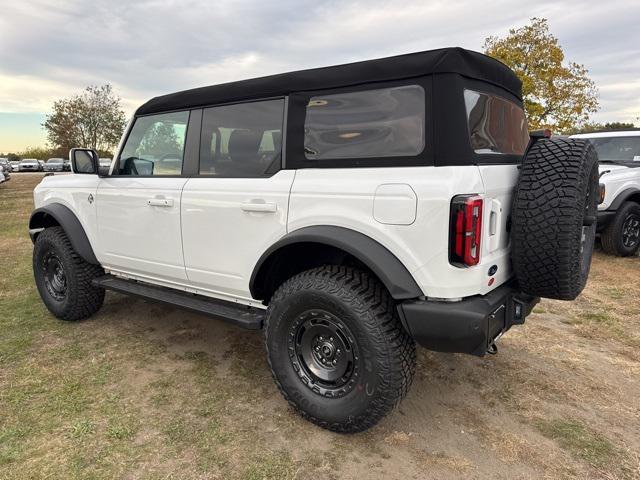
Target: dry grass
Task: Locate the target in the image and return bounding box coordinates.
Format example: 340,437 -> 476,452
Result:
0,174 -> 639,479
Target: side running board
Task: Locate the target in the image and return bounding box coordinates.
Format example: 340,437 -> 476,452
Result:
92,274 -> 264,330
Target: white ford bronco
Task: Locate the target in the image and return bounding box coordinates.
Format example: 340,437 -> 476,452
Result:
30,48 -> 599,432
571,130 -> 640,256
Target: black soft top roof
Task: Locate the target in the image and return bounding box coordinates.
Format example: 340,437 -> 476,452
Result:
136,47 -> 521,115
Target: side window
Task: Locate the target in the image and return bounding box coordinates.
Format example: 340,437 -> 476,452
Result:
199,99 -> 284,177
304,85 -> 425,160
117,111 -> 189,176
464,90 -> 529,155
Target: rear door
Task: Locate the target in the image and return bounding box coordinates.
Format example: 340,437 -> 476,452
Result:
181,98 -> 293,304
96,111 -> 191,284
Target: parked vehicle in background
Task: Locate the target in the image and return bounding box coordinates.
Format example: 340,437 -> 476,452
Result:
571,130 -> 640,256
30,47 -> 599,433
2,164 -> 11,181
0,168 -> 5,184
44,158 -> 65,172
99,158 -> 112,168
10,160 -> 21,172
19,159 -> 41,172
0,159 -> 12,178
38,160 -> 45,171
63,159 -> 71,171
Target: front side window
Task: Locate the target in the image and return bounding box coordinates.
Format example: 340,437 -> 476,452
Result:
199,99 -> 284,176
464,90 -> 529,155
117,111 -> 189,176
304,85 -> 425,160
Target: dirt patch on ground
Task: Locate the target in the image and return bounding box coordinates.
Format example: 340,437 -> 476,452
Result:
1,174 -> 639,479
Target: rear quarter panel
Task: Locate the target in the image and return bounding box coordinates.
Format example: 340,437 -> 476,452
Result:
288,166 -> 515,299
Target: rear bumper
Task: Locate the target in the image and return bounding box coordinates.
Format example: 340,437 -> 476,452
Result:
596,210 -> 616,233
398,283 -> 539,356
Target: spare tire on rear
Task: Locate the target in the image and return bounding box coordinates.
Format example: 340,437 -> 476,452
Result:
511,138 -> 598,300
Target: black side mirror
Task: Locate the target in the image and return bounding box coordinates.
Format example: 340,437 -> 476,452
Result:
69,148 -> 99,175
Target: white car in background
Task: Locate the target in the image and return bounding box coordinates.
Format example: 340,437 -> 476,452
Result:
571,130 -> 640,256
19,159 -> 42,172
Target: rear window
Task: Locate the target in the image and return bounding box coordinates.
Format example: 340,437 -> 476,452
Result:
304,85 -> 425,160
464,90 -> 528,155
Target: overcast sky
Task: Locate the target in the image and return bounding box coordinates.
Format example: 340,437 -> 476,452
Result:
1,0 -> 639,152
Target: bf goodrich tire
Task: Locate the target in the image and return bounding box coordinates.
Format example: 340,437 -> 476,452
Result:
512,138 -> 599,300
601,201 -> 640,256
265,266 -> 416,433
33,226 -> 105,321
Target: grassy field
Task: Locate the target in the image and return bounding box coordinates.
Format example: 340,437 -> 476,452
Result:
1,174 -> 639,479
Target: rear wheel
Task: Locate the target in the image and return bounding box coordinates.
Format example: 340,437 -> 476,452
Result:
265,266 -> 416,433
33,227 -> 105,321
601,201 -> 640,256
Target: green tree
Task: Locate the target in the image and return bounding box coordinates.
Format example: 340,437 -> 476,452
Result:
43,84 -> 126,154
138,123 -> 181,158
483,18 -> 599,133
18,146 -> 52,159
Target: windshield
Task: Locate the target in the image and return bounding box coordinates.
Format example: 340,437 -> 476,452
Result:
587,136 -> 640,163
48,158 -> 63,164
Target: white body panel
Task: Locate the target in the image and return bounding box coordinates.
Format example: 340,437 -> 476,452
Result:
33,174 -> 101,248
95,177 -> 188,282
180,170 -> 295,303
597,164 -> 640,210
288,165 -> 517,299
33,162 -> 518,303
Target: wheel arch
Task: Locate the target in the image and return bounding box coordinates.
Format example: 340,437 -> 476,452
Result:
250,226 -> 423,303
609,188 -> 640,210
29,203 -> 99,264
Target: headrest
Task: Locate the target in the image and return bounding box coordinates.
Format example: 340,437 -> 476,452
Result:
228,129 -> 262,164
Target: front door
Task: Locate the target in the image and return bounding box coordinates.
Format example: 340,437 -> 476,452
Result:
96,110 -> 191,284
181,98 -> 292,304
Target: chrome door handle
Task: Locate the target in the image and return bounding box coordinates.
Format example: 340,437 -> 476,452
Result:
147,198 -> 174,207
241,201 -> 277,213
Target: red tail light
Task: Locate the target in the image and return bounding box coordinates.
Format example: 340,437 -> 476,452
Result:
449,195 -> 483,267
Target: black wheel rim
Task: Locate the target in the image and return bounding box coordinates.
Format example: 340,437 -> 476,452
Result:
42,252 -> 67,301
288,309 -> 359,398
622,214 -> 640,249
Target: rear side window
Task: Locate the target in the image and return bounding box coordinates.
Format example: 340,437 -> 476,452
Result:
464,90 -> 528,155
117,111 -> 189,176
199,99 -> 284,177
304,85 -> 425,160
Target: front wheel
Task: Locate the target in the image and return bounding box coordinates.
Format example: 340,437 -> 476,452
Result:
265,266 -> 416,433
33,226 -> 105,321
601,201 -> 640,256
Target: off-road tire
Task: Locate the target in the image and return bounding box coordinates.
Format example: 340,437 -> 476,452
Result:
265,266 -> 416,433
33,226 -> 105,321
512,138 -> 599,300
601,201 -> 640,256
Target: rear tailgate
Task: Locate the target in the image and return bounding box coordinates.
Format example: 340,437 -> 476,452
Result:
476,164 -> 519,294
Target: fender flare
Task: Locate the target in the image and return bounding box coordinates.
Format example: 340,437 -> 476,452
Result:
29,203 -> 99,264
609,187 -> 640,211
250,225 -> 423,300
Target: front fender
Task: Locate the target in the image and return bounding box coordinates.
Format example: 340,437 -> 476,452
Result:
29,203 -> 99,264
